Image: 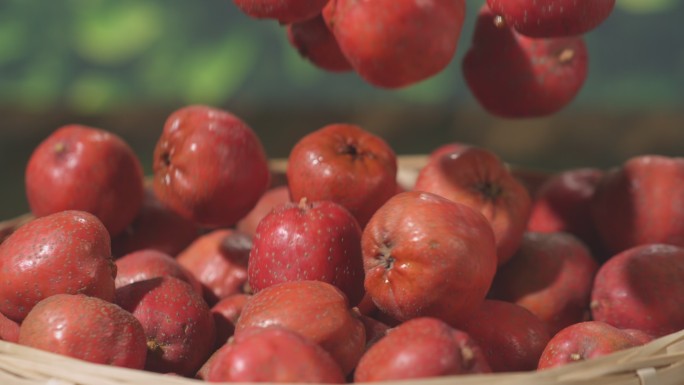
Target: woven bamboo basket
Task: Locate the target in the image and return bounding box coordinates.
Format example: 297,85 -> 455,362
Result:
1,156 -> 684,385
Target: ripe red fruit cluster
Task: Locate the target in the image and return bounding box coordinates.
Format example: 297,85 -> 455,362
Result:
3,103 -> 683,381
233,0 -> 615,118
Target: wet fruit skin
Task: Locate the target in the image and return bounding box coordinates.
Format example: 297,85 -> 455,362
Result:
463,5 -> 588,118
205,327 -> 346,383
487,0 -> 616,38
18,294 -> 147,369
286,123 -> 397,228
235,280 -> 366,375
153,105 -> 270,228
0,312 -> 20,343
354,317 -> 491,382
0,210 -> 117,322
116,276 -> 216,376
324,0 -> 466,88
25,124 -> 144,237
590,243 -> 684,338
414,146 -> 531,266
362,191 -> 498,326
488,232 -> 598,335
248,198 -> 365,306
538,321 -> 645,369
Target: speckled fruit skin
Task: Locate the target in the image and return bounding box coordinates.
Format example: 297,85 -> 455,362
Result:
111,188 -> 199,258
233,0 -> 329,24
354,317 -> 491,382
527,168 -> 605,256
236,185 -> 292,237
590,244 -> 684,338
25,125 -> 144,237
248,199 -> 365,306
287,14 -> 352,73
457,300 -> 551,373
116,276 -> 216,376
153,105 -> 270,228
463,5 -> 588,118
18,294 -> 147,369
591,155 -> 684,256
488,232 -> 598,335
0,210 -> 116,322
538,321 -> 645,369
114,249 -> 202,296
487,0 -> 616,38
176,229 -> 251,306
362,191 -> 497,325
324,0 -> 466,88
235,280 -> 366,375
211,293 -> 251,348
414,146 -> 531,266
286,123 -> 397,228
206,327 -> 345,383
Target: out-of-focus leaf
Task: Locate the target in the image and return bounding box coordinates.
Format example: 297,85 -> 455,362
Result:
70,1 -> 164,65
11,56 -> 66,110
618,0 -> 678,14
395,66 -> 457,104
0,18 -> 28,64
66,72 -> 125,114
179,32 -> 260,104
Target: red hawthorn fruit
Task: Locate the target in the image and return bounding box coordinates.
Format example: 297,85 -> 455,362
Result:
0,210 -> 116,322
153,105 -> 270,228
248,198 -> 365,306
538,321 -> 646,369
19,294 -> 147,369
233,0 -> 329,24
286,123 -> 397,228
354,317 -> 491,382
116,276 -> 216,376
205,327 -> 345,383
463,4 -> 588,118
487,0 -> 616,38
176,229 -> 251,306
25,125 -> 144,237
235,280 -> 366,375
324,0 -> 466,88
287,14 -> 352,72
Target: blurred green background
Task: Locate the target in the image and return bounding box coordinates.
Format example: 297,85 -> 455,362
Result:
1,0 -> 683,219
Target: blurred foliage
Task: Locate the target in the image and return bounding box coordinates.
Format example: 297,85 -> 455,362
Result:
0,0 -> 682,114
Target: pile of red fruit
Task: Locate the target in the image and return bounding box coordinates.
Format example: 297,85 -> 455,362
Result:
236,0 -> 615,117
1,103 -> 683,382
